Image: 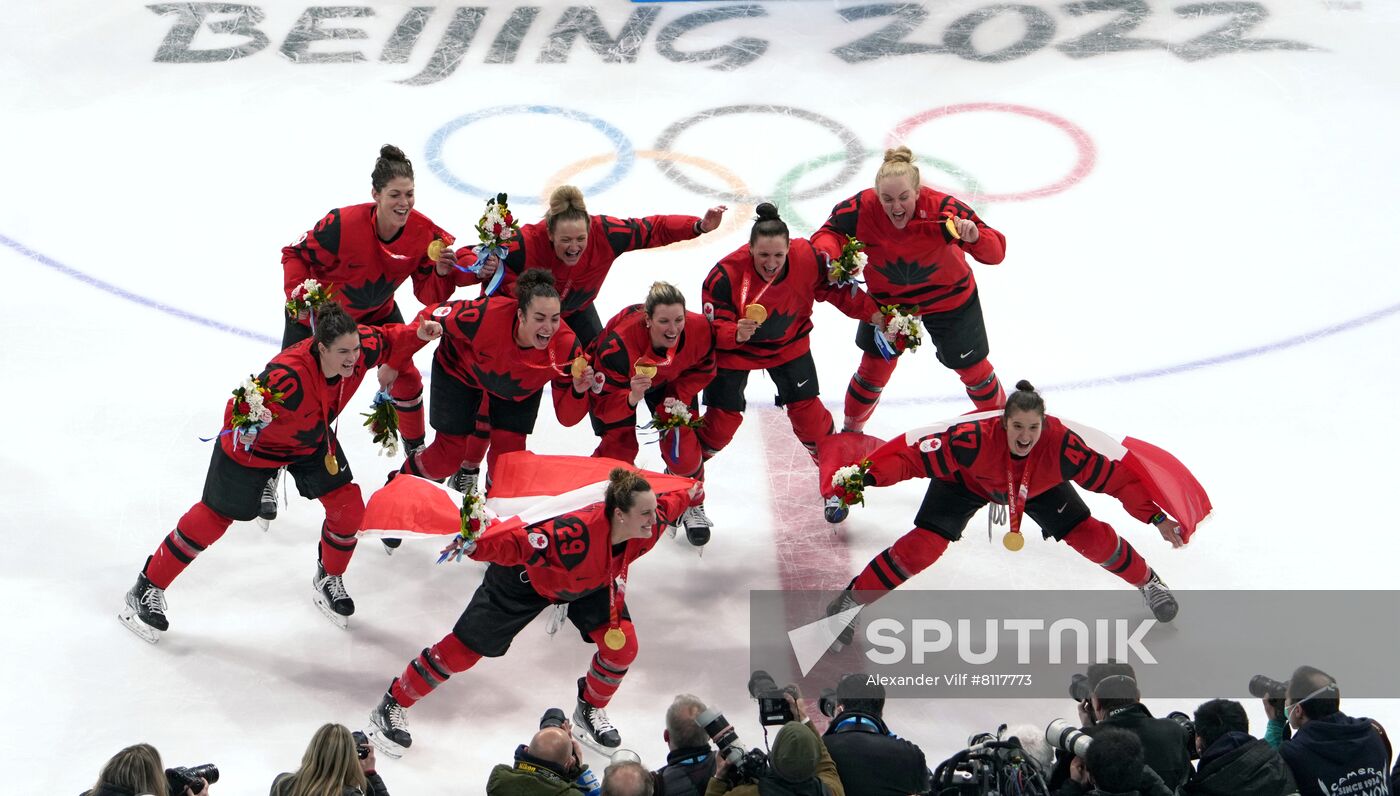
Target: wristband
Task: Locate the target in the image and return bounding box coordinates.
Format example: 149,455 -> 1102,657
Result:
693,220 -> 704,235
1150,511 -> 1166,525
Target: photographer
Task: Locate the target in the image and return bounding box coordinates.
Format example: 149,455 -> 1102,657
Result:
706,692 -> 845,796
1051,664 -> 1190,791
83,743 -> 212,796
604,760 -> 654,796
821,674 -> 929,796
271,723 -> 388,796
653,694 -> 717,795
1061,728 -> 1172,796
1178,699 -> 1295,796
1263,666 -> 1390,796
488,709 -> 594,796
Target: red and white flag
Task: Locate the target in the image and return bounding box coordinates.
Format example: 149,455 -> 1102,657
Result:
361,451 -> 695,539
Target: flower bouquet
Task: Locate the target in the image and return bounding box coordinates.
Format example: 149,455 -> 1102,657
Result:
438,487 -> 491,563
285,279 -> 335,325
873,305 -> 922,360
827,235 -> 868,292
647,397 -> 704,459
830,459 -> 872,512
361,390 -> 400,457
470,192 -> 519,295
229,375 -> 284,450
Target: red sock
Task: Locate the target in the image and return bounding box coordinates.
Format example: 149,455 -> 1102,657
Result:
391,633 -> 482,707
1062,517 -> 1150,587
485,430 -> 526,480
582,620 -> 638,707
851,528 -> 950,593
143,502 -> 234,589
402,433 -> 469,481
389,364 -> 426,445
696,408 -> 743,459
844,354 -> 897,432
785,397 -> 835,460
956,359 -> 1005,411
593,427 -> 640,463
317,483 -> 364,576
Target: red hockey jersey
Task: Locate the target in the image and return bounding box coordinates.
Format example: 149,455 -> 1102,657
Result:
468,489 -> 693,601
867,414 -> 1160,524
811,186 -> 1005,314
420,296 -> 587,426
282,203 -> 470,326
588,305 -> 716,425
220,323 -> 425,467
702,238 -> 879,370
491,214 -> 701,317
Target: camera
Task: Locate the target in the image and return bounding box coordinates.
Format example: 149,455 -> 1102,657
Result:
1165,711 -> 1199,761
1249,674 -> 1288,699
818,688 -> 840,719
352,730 -> 370,760
1046,719 -> 1093,758
747,670 -> 797,726
933,727 -> 1051,796
166,764 -> 219,795
540,707 -> 568,730
1069,673 -> 1093,702
696,707 -> 771,787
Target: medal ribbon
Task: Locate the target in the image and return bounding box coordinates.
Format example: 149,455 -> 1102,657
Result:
606,540 -> 634,639
1006,456 -> 1034,540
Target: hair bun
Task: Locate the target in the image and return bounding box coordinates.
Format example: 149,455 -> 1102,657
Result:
1014,379 -> 1036,393
882,145 -> 915,165
754,202 -> 781,221
379,144 -> 408,163
517,268 -> 557,292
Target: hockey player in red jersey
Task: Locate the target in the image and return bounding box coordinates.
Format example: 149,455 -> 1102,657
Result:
368,467 -> 702,756
270,145 -> 469,527
395,269 -> 595,487
699,202 -> 882,488
823,381 -> 1196,649
811,147 -> 1009,430
119,303 -> 443,642
588,283 -> 716,545
447,185 -> 726,492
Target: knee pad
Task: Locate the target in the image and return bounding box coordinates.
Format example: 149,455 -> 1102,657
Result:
697,408 -> 743,454
591,620 -> 639,667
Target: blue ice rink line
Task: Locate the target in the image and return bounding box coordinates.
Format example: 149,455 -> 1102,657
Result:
6,230 -> 1398,403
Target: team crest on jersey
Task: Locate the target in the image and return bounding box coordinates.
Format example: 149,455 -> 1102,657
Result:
432,306 -> 452,318
919,437 -> 942,453
528,532 -> 549,550
703,302 -> 715,321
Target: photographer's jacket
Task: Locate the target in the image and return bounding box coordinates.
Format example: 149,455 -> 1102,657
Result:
1279,713 -> 1390,796
486,746 -> 586,796
654,746 -> 718,796
1051,705 -> 1190,791
1180,731 -> 1297,796
822,713 -> 929,796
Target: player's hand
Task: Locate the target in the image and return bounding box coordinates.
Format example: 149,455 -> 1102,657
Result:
1069,756 -> 1090,786
868,311 -> 885,327
952,216 -> 979,244
297,307 -> 311,322
434,247 -> 459,276
1154,515 -> 1186,548
735,317 -> 760,343
236,428 -> 259,448
572,365 -> 595,394
417,319 -> 444,342
377,365 -> 399,391
699,205 -> 728,233
477,252 -> 501,281
628,374 -> 653,405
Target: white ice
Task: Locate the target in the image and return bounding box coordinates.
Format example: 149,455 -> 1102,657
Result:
3,0 -> 1399,791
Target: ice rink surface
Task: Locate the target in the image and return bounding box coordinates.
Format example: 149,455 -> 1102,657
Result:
3,0 -> 1399,790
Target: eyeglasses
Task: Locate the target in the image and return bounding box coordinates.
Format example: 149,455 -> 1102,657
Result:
1285,682 -> 1337,715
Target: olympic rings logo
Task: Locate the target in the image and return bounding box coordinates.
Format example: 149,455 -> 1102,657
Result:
425,103 -> 1096,233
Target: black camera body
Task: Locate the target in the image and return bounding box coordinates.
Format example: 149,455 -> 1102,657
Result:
933,729 -> 1051,796
166,764 -> 219,795
748,670 -> 798,726
352,730 -> 370,760
1165,711 -> 1200,761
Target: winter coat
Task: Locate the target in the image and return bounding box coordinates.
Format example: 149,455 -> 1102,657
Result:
1051,704 -> 1192,791
1279,713 -> 1391,796
486,762 -> 586,796
1058,764 -> 1175,796
1178,732 -> 1297,796
822,713 -> 930,796
269,770 -> 390,796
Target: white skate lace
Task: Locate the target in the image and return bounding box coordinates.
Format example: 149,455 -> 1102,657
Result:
684,505 -> 713,528
1141,579 -> 1173,610
322,574 -> 350,601
141,585 -> 168,615
261,476 -> 279,502
449,469 -> 478,494
586,705 -> 616,735
383,698 -> 409,730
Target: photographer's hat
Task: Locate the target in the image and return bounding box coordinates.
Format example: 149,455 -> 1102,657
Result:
770,721 -> 819,782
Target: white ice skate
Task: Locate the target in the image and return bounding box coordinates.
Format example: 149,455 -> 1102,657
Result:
312,563 -> 354,629
367,691 -> 412,759
572,677 -> 622,752
256,471 -> 282,532
119,573 -> 168,644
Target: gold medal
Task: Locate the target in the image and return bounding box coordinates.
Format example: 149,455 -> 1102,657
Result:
324,453 -> 339,475
945,216 -> 961,240
1002,531 -> 1024,552
603,626 -> 626,651
427,239 -> 445,262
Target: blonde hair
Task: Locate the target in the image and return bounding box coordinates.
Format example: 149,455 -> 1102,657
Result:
644,281 -> 686,315
874,146 -> 920,190
604,468 -> 652,519
93,743 -> 168,796
546,184 -> 589,233
280,724 -> 367,796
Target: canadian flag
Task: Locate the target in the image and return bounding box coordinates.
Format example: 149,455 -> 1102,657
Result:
361,452 -> 695,539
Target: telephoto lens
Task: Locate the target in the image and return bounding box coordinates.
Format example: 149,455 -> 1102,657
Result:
1249,675 -> 1288,699
1046,719 -> 1093,758
818,688 -> 840,718
696,708 -> 745,768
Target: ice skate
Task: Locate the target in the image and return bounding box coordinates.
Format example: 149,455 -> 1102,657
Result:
826,590 -> 860,653
312,562 -> 354,629
823,495 -> 849,524
1139,570 -> 1179,623
446,466 -> 479,495
680,504 -> 713,547
119,572 -> 168,644
381,538 -> 402,555
256,471 -> 281,531
572,677 -> 622,751
368,689 -> 412,758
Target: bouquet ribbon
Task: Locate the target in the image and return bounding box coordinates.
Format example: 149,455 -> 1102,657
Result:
872,325 -> 898,361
